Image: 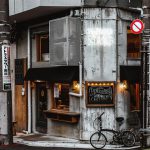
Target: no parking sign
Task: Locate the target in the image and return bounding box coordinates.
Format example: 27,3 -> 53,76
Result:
130,19 -> 144,34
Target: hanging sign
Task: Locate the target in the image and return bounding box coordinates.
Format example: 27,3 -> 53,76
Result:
130,19 -> 144,34
2,45 -> 11,91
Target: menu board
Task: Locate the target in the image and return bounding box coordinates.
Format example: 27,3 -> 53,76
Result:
87,82 -> 114,106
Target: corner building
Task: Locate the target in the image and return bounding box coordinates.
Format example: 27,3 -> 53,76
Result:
9,0 -> 142,140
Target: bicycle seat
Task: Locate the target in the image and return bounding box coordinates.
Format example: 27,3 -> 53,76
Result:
116,117 -> 124,123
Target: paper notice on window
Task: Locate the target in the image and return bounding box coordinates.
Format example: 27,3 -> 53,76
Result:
54,84 -> 59,98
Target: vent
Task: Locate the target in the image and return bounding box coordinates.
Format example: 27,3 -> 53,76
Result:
49,17 -> 81,66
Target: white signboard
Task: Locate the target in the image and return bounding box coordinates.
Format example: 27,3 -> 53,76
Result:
2,45 -> 11,91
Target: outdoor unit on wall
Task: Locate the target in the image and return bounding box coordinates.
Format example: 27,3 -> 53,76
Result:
49,17 -> 81,66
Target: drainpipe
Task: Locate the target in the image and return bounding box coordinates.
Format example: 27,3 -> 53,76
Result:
129,7 -> 143,18
69,62 -> 82,97
27,27 -> 32,133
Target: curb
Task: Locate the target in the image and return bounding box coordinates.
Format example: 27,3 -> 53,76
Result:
14,139 -> 141,149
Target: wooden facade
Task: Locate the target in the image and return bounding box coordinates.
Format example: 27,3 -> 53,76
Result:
15,58 -> 28,132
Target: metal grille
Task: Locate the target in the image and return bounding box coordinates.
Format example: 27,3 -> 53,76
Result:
49,17 -> 81,66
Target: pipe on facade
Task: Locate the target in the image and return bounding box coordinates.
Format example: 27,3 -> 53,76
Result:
27,27 -> 32,133
69,62 -> 82,97
129,7 -> 143,17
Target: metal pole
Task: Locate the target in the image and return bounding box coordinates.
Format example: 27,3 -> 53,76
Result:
0,0 -> 13,144
7,91 -> 13,144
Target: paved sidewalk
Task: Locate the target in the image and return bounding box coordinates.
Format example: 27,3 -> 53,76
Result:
13,133 -> 141,150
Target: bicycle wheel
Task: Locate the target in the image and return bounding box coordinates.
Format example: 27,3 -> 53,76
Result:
122,131 -> 136,147
90,132 -> 107,149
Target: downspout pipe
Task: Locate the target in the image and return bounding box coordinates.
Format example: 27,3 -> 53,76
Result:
129,7 -> 143,18
27,27 -> 32,133
69,62 -> 82,97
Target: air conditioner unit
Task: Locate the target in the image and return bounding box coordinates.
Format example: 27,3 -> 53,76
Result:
49,16 -> 81,66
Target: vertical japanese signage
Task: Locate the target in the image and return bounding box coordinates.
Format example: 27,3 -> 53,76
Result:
2,45 -> 11,91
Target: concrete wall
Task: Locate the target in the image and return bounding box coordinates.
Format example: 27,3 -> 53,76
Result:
10,44 -> 16,122
81,8 -> 117,140
16,30 -> 28,58
9,0 -> 82,16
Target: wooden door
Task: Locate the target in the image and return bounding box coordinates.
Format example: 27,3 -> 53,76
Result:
36,83 -> 47,133
15,59 -> 27,132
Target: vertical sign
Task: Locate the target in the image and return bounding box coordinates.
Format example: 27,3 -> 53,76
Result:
2,45 -> 11,91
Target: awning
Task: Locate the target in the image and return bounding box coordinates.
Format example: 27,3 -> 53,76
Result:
24,66 -> 79,83
120,65 -> 141,83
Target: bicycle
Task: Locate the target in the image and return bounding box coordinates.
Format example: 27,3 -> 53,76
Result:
90,112 -> 136,149
131,127 -> 150,147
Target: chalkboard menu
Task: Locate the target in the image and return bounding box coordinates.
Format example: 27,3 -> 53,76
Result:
87,82 -> 114,107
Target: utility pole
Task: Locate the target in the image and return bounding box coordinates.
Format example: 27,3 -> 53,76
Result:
0,0 -> 13,145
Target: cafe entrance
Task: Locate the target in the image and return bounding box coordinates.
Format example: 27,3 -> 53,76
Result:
36,82 -> 47,133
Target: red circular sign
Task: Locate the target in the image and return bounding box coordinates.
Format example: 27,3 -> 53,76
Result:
130,19 -> 144,34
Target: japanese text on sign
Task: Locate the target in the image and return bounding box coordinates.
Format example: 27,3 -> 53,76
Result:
2,45 -> 11,91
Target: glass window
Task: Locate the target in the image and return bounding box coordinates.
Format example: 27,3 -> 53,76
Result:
35,34 -> 49,61
30,24 -> 49,62
53,83 -> 69,111
127,29 -> 141,59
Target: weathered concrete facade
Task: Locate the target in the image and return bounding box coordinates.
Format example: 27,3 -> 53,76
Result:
9,0 -> 141,141
80,8 -> 140,140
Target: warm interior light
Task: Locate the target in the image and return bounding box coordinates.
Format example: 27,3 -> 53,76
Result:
34,80 -> 44,82
119,81 -> 127,90
88,82 -> 114,87
73,81 -> 80,93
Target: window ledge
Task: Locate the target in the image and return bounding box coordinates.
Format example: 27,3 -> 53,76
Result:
127,58 -> 141,61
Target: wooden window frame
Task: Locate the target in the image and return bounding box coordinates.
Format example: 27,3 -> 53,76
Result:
36,34 -> 49,62
127,28 -> 141,59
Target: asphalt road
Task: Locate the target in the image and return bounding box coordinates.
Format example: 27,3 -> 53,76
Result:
0,144 -> 145,150
0,144 -> 89,150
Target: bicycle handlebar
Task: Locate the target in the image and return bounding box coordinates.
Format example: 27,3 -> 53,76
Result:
98,112 -> 105,120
